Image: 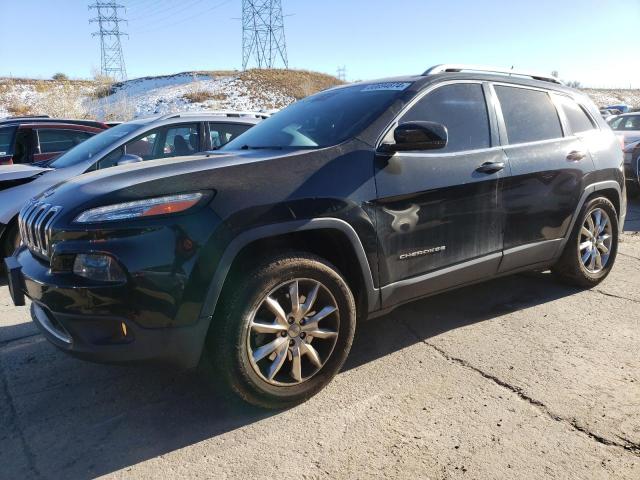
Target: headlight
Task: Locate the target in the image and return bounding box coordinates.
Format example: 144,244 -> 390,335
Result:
74,193 -> 204,223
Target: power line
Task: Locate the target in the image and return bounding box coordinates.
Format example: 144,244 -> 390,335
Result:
133,0 -> 232,35
89,1 -> 128,81
242,0 -> 288,70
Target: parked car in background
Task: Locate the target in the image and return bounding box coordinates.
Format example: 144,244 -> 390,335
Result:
600,108 -> 618,120
0,111 -> 265,256
608,113 -> 640,196
0,120 -> 108,165
606,104 -> 630,114
4,65 -> 625,409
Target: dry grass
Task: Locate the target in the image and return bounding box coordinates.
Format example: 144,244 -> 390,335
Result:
183,90 -> 227,103
6,102 -> 32,116
239,69 -> 344,100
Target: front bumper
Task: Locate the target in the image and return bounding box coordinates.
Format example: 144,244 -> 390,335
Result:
4,251 -> 211,368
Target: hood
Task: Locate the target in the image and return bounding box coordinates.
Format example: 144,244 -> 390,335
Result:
0,164 -> 52,182
34,148 -> 321,213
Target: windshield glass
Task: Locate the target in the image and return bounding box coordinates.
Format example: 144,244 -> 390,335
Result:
49,122 -> 142,168
222,82 -> 412,150
609,115 -> 640,131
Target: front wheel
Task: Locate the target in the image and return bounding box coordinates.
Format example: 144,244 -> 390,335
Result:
553,197 -> 618,288
209,252 -> 357,409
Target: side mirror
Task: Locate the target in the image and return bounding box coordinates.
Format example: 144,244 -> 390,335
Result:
116,154 -> 143,166
380,121 -> 448,153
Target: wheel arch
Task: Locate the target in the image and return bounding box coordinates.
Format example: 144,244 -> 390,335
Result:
198,218 -> 381,325
558,180 -> 623,253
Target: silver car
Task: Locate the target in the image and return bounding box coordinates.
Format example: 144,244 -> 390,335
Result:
0,111 -> 266,255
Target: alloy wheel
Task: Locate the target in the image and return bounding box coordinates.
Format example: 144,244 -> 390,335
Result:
246,278 -> 340,386
579,207 -> 612,273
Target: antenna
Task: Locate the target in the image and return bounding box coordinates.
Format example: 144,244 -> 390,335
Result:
242,0 -> 289,70
89,1 -> 128,81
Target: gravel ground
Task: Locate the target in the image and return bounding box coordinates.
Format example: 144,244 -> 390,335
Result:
1,202 -> 639,480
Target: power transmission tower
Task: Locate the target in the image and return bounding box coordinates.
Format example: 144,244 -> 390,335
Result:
242,0 -> 289,70
89,1 -> 128,81
337,66 -> 347,82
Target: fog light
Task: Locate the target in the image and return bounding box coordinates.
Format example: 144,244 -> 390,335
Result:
73,254 -> 126,282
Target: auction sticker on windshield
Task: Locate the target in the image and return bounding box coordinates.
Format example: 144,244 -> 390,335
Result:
361,82 -> 412,92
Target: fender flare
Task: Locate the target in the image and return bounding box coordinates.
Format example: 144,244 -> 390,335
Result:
198,218 -> 381,322
558,180 -> 622,253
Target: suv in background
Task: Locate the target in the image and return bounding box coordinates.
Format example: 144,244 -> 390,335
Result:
5,65 -> 625,409
0,120 -> 107,165
0,111 -> 265,256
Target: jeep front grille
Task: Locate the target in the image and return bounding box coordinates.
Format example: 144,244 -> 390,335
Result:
18,201 -> 62,259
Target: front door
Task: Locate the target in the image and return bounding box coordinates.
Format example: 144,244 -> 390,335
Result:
374,82 -> 507,307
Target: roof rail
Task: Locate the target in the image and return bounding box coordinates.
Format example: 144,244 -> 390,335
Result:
423,64 -> 563,85
158,110 -> 271,120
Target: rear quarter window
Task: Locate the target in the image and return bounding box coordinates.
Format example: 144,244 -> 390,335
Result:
495,85 -> 563,144
556,95 -> 595,134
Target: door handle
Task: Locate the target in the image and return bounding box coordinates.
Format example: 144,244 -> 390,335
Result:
476,161 -> 505,174
566,150 -> 586,161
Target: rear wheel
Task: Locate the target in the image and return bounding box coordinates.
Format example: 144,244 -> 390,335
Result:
553,197 -> 618,287
209,252 -> 357,409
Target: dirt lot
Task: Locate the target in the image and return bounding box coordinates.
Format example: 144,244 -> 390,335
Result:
1,202 -> 639,480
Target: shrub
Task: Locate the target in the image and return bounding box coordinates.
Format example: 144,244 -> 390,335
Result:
7,102 -> 32,116
183,90 -> 226,103
52,73 -> 69,81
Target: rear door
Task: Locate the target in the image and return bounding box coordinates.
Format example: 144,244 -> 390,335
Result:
374,81 -> 508,307
494,84 -> 596,272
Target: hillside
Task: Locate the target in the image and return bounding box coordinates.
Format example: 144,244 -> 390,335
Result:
0,69 -> 638,121
0,69 -> 343,121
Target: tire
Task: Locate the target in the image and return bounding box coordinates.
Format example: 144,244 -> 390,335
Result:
553,197 -> 618,288
2,222 -> 20,258
208,251 -> 357,409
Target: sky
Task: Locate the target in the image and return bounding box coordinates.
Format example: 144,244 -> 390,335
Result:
0,0 -> 638,87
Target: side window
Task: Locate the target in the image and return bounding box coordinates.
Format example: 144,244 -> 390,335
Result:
159,124 -> 199,158
125,131 -> 158,159
400,83 -> 491,153
556,95 -> 595,134
495,86 -> 563,144
38,129 -> 93,153
95,147 -> 124,170
209,122 -> 252,148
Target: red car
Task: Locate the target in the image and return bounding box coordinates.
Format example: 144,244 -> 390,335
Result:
0,120 -> 108,165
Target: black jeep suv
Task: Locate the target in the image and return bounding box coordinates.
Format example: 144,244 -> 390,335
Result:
5,65 -> 626,408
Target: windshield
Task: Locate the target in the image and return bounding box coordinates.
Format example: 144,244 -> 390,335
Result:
609,115 -> 640,131
222,82 -> 412,150
49,122 -> 142,168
